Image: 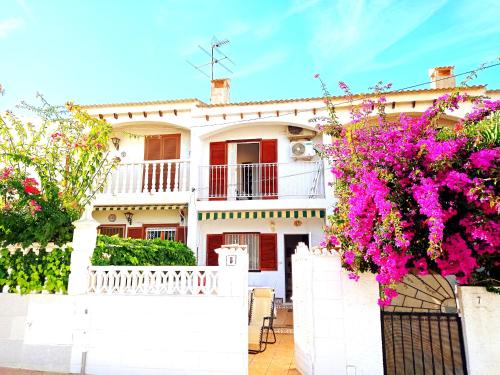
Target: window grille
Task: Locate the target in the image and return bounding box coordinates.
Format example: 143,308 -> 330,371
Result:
146,227 -> 176,241
224,233 -> 259,270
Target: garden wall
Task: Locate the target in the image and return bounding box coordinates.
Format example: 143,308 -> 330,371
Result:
0,247 -> 248,375
0,293 -> 73,373
457,286 -> 500,375
292,245 -> 384,375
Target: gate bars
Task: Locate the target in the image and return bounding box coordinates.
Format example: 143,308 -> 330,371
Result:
381,312 -> 468,375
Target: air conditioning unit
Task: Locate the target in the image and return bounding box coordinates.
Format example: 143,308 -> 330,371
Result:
290,141 -> 316,159
287,126 -> 316,140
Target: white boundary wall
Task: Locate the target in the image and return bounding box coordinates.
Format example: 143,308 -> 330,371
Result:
292,245 -> 384,375
0,246 -> 248,375
457,286 -> 500,375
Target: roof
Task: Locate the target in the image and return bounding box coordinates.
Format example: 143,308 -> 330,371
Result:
81,98 -> 204,109
80,85 -> 491,110
198,85 -> 487,108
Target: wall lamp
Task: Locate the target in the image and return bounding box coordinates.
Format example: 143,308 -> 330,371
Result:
111,137 -> 121,150
124,211 -> 134,225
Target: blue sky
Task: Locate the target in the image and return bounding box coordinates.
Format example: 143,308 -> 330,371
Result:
1,0 -> 499,110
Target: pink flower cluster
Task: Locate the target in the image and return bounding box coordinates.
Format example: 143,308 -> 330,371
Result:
320,86 -> 499,306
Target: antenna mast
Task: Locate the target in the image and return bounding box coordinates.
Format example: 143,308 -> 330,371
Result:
187,36 -> 235,80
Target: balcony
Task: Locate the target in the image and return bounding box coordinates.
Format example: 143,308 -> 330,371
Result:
93,159 -> 190,206
198,161 -> 325,204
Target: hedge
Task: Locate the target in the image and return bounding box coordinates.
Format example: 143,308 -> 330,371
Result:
91,235 -> 196,266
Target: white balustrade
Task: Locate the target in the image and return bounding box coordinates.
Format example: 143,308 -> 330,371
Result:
198,160 -> 324,200
87,266 -> 220,295
102,159 -> 190,195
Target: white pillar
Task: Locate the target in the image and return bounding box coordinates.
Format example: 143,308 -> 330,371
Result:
187,130 -> 201,259
216,245 -> 249,297
322,132 -> 337,218
67,206 -> 99,295
292,245 -> 383,374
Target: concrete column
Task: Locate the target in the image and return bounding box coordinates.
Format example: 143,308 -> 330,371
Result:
322,132 -> 337,218
67,206 -> 98,295
187,130 -> 201,260
292,245 -> 383,374
216,245 -> 249,297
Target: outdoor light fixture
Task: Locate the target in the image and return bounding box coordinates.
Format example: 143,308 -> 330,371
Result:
111,137 -> 121,150
124,212 -> 134,225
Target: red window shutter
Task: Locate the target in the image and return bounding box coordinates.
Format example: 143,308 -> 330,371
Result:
127,227 -> 144,239
206,234 -> 223,266
209,142 -> 228,200
176,226 -> 187,244
260,139 -> 278,199
260,233 -> 277,271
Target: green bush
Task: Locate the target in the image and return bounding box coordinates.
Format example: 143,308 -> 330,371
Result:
0,244 -> 72,294
91,235 -> 196,266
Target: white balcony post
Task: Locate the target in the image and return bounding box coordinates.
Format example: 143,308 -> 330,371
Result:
151,162 -> 157,193
166,162 -> 172,192
158,162 -> 165,192
143,163 -> 150,193
174,162 -> 180,192
68,205 -> 99,295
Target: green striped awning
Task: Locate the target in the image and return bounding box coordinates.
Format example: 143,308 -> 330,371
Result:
94,204 -> 186,212
198,209 -> 325,221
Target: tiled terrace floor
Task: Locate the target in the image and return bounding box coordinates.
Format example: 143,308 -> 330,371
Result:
249,333 -> 300,375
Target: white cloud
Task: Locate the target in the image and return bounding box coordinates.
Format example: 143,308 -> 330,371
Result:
0,18 -> 24,38
309,0 -> 448,75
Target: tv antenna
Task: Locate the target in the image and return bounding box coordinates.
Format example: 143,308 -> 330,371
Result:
187,36 -> 235,80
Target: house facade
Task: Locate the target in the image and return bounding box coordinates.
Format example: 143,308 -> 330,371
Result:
83,67 -> 500,301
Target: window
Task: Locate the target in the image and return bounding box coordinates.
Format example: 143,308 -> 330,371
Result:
98,225 -> 125,237
146,227 -> 176,241
224,233 -> 260,270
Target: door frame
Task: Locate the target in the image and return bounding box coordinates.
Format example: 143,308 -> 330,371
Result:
283,233 -> 310,303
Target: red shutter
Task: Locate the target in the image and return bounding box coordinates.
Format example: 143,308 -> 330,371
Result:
206,234 -> 223,266
260,233 -> 277,271
260,139 -> 278,199
127,227 -> 144,239
209,142 -> 227,200
176,226 -> 187,244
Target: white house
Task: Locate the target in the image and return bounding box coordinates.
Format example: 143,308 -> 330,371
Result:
83,66 -> 499,301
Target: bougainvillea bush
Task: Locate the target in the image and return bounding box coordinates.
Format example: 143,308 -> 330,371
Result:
0,96 -> 117,246
317,80 -> 499,305
0,94 -> 117,293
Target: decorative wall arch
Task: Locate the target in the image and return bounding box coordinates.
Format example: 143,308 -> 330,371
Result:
382,272 -> 458,314
198,120 -> 318,140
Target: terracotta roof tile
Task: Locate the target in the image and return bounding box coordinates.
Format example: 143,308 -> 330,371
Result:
81,98 -> 204,109
198,85 -> 487,108
80,85 -> 491,110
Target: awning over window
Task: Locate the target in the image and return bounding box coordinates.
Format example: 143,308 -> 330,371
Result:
94,204 -> 186,212
198,209 -> 325,221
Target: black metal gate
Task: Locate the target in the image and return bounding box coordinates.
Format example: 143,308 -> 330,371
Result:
381,312 -> 468,375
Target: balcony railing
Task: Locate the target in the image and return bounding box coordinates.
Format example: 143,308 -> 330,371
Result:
198,161 -> 324,200
101,159 -> 190,195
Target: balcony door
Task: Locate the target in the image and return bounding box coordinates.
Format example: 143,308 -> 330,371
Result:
144,134 -> 180,192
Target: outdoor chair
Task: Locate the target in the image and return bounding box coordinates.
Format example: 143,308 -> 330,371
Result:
248,287 -> 276,353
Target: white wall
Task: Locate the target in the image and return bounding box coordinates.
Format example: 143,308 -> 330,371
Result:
292,248 -> 384,375
198,217 -> 324,300
457,286 -> 500,375
111,124 -> 191,162
0,294 -> 73,373
200,123 -> 322,165
93,209 -> 183,228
